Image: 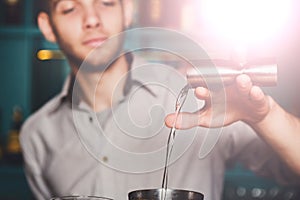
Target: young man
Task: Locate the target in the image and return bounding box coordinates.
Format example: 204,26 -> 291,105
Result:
20,0 -> 300,200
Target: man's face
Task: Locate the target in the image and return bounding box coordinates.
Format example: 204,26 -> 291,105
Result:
45,0 -> 131,69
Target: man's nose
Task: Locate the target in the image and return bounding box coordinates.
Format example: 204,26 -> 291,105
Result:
83,7 -> 102,29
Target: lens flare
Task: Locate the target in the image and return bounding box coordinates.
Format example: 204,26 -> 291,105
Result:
202,0 -> 291,44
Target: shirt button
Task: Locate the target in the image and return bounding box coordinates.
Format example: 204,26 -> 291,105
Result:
89,116 -> 93,122
102,156 -> 108,162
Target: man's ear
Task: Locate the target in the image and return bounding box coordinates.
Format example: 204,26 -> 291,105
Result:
122,0 -> 134,28
38,12 -> 57,43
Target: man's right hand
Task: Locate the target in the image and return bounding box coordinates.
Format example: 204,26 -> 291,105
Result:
165,74 -> 272,129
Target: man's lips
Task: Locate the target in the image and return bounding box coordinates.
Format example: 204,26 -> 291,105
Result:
83,38 -> 107,48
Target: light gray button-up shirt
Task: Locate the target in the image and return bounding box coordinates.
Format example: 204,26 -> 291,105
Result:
20,55 -> 299,200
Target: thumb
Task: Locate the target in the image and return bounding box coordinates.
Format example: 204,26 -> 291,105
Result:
165,112 -> 200,130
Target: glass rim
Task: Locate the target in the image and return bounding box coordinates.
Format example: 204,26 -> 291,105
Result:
50,195 -> 113,200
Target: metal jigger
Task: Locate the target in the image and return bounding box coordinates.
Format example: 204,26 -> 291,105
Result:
186,63 -> 278,88
128,189 -> 204,200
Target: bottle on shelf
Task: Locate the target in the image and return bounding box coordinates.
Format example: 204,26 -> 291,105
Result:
5,105 -> 24,164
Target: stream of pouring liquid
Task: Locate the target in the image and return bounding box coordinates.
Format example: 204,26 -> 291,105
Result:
161,84 -> 190,199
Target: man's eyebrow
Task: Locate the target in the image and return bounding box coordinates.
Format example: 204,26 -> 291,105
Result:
51,0 -> 61,9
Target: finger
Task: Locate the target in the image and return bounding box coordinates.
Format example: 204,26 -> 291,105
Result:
194,87 -> 210,100
235,74 -> 253,97
164,113 -> 175,128
249,86 -> 266,105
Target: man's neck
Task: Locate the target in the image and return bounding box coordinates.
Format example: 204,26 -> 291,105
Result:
72,55 -> 129,112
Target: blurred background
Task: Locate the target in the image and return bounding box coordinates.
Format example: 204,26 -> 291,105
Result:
0,0 -> 300,199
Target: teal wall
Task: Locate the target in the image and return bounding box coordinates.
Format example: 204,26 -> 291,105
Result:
0,28 -> 68,142
0,0 -> 33,139
0,33 -> 32,138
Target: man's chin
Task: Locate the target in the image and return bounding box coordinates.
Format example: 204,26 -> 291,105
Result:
80,47 -> 123,73
78,61 -> 108,73
67,52 -> 114,73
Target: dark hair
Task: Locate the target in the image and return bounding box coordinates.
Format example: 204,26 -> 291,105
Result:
36,0 -> 51,14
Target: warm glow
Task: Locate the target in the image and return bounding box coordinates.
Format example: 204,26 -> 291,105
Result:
150,0 -> 161,22
181,4 -> 195,33
37,50 -> 65,61
202,0 -> 291,44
